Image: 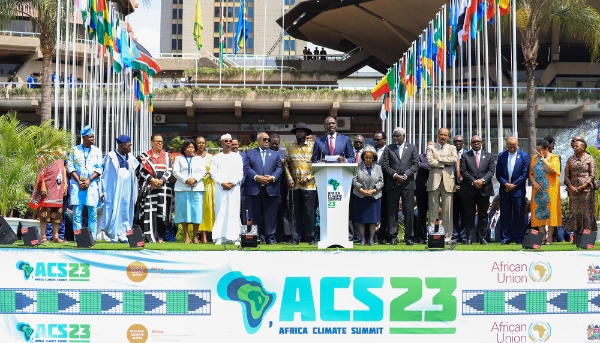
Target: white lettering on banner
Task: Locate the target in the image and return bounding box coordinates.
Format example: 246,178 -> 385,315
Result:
0,250 -> 598,342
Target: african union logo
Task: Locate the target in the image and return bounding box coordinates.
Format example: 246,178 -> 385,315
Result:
588,264 -> 600,283
16,322 -> 33,342
528,261 -> 552,282
528,321 -> 551,342
217,271 -> 276,334
588,324 -> 600,341
328,179 -> 340,191
16,261 -> 34,280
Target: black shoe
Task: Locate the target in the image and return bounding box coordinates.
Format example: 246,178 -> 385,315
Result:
378,238 -> 386,245
405,239 -> 414,246
416,238 -> 425,244
308,240 -> 316,245
500,241 -> 510,245
390,238 -> 398,245
479,239 -> 488,245
465,240 -> 472,245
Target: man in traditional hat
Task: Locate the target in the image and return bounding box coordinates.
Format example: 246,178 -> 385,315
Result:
285,123 -> 317,244
66,125 -> 103,238
211,134 -> 244,244
101,135 -> 138,243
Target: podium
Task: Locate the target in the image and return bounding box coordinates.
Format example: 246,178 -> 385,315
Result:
312,163 -> 357,249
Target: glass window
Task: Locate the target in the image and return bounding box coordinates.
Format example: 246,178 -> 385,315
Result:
227,7 -> 233,17
179,0 -> 183,3
248,6 -> 254,17
171,39 -> 177,50
172,24 -> 177,35
285,0 -> 296,5
247,38 -> 254,49
179,9 -> 183,19
227,22 -> 234,32
248,22 -> 254,33
284,40 -> 295,51
214,37 -> 220,47
227,37 -> 233,48
234,7 -> 240,17
178,39 -> 182,51
173,0 -> 177,4
214,7 -> 220,17
172,9 -> 177,19
178,24 -> 182,35
214,22 -> 220,32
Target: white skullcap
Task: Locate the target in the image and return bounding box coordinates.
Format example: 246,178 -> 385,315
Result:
221,133 -> 232,140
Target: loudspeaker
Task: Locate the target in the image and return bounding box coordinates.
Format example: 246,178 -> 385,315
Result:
74,227 -> 95,248
427,220 -> 445,249
126,225 -> 145,248
240,220 -> 258,248
0,216 -> 17,245
577,229 -> 597,249
22,226 -> 41,246
522,228 -> 543,249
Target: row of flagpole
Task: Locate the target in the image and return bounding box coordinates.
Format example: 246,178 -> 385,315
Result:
378,0 -> 518,154
52,0 -> 159,156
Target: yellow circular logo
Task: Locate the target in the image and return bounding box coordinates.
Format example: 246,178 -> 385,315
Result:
126,261 -> 148,282
127,324 -> 148,343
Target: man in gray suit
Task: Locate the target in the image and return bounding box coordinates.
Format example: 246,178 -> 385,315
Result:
381,127 -> 419,245
426,128 -> 458,242
459,135 -> 496,244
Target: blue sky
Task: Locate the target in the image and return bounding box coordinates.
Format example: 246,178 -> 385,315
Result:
127,1 -> 161,56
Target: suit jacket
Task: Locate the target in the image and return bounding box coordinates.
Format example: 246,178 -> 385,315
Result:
459,149 -> 496,196
381,143 -> 419,191
415,153 -> 430,197
243,148 -> 283,197
352,162 -> 384,199
426,143 -> 457,192
311,133 -> 355,163
496,149 -> 529,198
454,149 -> 468,187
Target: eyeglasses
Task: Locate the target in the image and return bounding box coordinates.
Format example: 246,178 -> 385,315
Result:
262,138 -> 270,142
453,140 -> 463,143
222,140 -> 232,143
373,138 -> 383,141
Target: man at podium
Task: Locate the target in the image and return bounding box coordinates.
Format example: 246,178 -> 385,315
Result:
311,116 -> 355,163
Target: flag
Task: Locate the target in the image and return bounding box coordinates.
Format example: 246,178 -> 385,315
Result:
96,0 -> 113,49
132,40 -> 161,76
421,34 -> 433,86
405,50 -> 415,97
473,0 -> 486,38
461,0 -> 478,42
233,0 -> 248,54
486,0 -> 496,24
76,0 -> 89,22
416,40 -> 422,92
113,19 -> 123,73
456,0 -> 468,46
193,0 -> 203,50
88,0 -> 97,38
371,67 -> 396,101
219,11 -> 225,67
499,0 -> 510,16
120,27 -> 133,68
399,57 -> 406,104
434,16 -> 445,72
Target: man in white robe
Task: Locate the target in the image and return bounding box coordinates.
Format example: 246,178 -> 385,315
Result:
67,125 -> 103,238
101,135 -> 138,243
211,134 -> 244,244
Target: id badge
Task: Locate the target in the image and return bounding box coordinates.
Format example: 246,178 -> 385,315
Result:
80,169 -> 89,180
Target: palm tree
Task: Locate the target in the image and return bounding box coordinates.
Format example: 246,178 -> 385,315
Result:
516,0 -> 600,154
0,1 -> 67,123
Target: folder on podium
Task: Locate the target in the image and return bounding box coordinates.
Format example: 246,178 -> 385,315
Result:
312,162 -> 357,249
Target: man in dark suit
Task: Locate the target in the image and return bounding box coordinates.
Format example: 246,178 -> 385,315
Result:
243,132 -> 283,244
459,135 -> 496,244
381,127 -> 419,245
270,133 -> 289,243
495,136 -> 529,244
311,116 -> 355,163
452,135 -> 468,243
414,145 -> 431,244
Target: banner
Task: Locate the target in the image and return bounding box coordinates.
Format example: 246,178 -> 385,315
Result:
0,249 -> 599,342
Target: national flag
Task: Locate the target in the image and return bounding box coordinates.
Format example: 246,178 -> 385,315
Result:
421,33 -> 433,86
461,0 -> 478,42
132,40 -> 161,76
416,40 -> 422,92
371,67 -> 396,101
113,19 -> 123,73
193,0 -> 203,50
233,0 -> 248,54
88,0 -> 97,38
379,93 -> 390,121
473,0 -> 486,38
434,16 -> 445,72
76,0 -> 89,22
96,0 -> 113,49
456,0 -> 468,46
219,12 -> 225,67
499,0 -> 510,16
405,50 -> 415,97
120,27 -> 133,68
486,0 -> 496,24
399,57 -> 406,103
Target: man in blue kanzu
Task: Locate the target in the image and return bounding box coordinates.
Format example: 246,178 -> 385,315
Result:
101,135 -> 138,243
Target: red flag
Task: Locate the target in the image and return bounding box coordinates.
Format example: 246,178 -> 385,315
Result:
462,0 -> 478,42
486,0 -> 496,21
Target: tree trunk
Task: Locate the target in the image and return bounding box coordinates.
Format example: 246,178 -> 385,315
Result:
525,65 -> 537,156
40,53 -> 53,123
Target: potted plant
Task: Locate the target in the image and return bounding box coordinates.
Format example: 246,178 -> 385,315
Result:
0,112 -> 72,231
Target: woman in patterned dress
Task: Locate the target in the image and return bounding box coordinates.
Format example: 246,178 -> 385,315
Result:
31,159 -> 67,243
196,136 -> 215,243
564,140 -> 596,243
528,139 -> 562,244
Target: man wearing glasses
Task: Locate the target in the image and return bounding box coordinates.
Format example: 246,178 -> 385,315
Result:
243,132 -> 283,244
459,135 -> 496,245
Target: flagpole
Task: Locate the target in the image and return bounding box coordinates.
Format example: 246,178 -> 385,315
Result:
484,13 -> 491,151
476,27 -> 482,136
219,0 -> 223,87
280,0 -> 284,87
82,19 -> 88,130
459,39 -> 463,136
54,0 -> 61,128
467,34 -> 472,139
442,6 -> 447,128
71,8 -> 77,137
511,0 -> 518,139
451,0 -> 456,136
262,0 -> 266,85
497,1 -> 504,151
63,0 -> 70,131
243,0 -> 246,88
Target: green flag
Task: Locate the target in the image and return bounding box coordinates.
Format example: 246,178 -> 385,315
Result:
193,0 -> 203,50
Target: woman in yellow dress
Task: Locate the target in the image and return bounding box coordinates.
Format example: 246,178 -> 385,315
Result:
528,139 -> 562,244
196,136 -> 215,243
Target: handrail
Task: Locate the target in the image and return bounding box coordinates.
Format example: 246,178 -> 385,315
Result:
0,30 -> 39,37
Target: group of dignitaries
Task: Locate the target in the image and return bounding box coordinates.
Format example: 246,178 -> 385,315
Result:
36,117 -> 586,247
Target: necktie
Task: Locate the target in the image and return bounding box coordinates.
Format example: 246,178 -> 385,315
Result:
475,151 -> 480,168
355,150 -> 359,162
398,145 -> 403,160
329,136 -> 334,155
457,151 -> 461,180
261,149 -> 266,166
508,154 -> 514,182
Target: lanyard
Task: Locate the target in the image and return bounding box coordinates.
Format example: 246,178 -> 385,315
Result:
81,145 -> 90,168
185,156 -> 193,175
